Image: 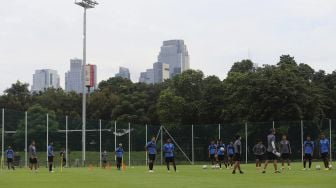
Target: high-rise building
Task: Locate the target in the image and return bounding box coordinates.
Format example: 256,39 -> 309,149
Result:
115,67 -> 130,80
65,58 -> 83,93
158,40 -> 190,78
153,62 -> 169,84
139,69 -> 154,84
31,69 -> 60,92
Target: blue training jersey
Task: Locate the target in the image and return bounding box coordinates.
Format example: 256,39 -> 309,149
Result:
116,147 -> 123,158
208,144 -> 217,155
5,149 -> 14,159
217,144 -> 225,155
163,143 -> 174,158
320,139 -> 329,154
227,144 -> 235,155
48,145 -> 54,157
146,141 -> 157,155
303,141 -> 314,154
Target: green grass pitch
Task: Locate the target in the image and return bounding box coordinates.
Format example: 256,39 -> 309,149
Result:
0,163 -> 335,188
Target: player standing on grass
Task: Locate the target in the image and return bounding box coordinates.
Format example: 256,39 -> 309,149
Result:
163,138 -> 177,172
60,148 -> 66,167
319,134 -> 330,170
48,142 -> 54,173
216,140 -> 227,169
302,136 -> 314,170
279,135 -> 292,170
227,141 -> 235,168
262,129 -> 280,174
253,140 -> 266,169
208,140 -> 217,166
115,144 -> 123,170
102,149 -> 108,169
232,135 -> 243,174
146,137 -> 157,173
5,145 -> 15,170
29,140 -> 38,172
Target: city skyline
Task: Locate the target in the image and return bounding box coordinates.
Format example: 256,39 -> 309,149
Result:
1,0 -> 336,93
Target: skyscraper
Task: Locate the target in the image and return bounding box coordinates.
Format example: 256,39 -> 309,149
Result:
115,67 -> 130,80
139,69 -> 154,84
153,62 -> 169,84
31,69 -> 60,92
65,58 -> 83,93
158,40 -> 190,78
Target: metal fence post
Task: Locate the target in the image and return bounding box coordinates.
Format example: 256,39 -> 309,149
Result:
46,113 -> 49,165
330,119 -> 332,162
218,124 -> 221,140
65,115 -> 68,167
161,125 -> 163,165
128,122 -> 131,166
301,120 -> 304,163
99,119 -> 102,168
25,111 -> 27,167
145,124 -> 148,166
192,124 -> 194,165
245,122 -> 248,164
1,108 -> 4,170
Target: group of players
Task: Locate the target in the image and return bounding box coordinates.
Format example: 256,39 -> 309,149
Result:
2,129 -> 332,174
208,128 -> 332,174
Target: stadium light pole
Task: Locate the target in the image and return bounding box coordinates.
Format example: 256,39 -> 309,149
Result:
75,0 -> 98,167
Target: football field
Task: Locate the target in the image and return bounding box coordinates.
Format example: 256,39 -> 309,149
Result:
0,163 -> 335,188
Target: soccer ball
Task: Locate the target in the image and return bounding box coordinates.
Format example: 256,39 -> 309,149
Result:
328,164 -> 332,169
202,165 -> 208,169
220,147 -> 225,152
316,165 -> 321,170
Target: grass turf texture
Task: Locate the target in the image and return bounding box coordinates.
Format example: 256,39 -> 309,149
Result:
0,163 -> 335,188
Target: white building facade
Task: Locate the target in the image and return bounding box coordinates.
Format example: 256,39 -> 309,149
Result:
31,69 -> 60,92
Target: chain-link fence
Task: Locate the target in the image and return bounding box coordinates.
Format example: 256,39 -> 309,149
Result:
0,108 -> 335,169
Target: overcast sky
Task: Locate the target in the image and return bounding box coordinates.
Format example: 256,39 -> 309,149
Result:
1,0 -> 336,93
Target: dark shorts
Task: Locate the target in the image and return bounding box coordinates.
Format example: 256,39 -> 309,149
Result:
321,152 -> 329,159
116,157 -> 122,164
165,157 -> 175,163
217,155 -> 224,161
233,153 -> 241,161
102,160 -> 107,164
304,154 -> 313,160
228,154 -> 234,158
281,153 -> 290,160
148,154 -> 156,161
48,156 -> 54,163
210,154 -> 215,160
7,158 -> 13,163
267,152 -> 277,160
30,158 -> 37,164
255,155 -> 263,161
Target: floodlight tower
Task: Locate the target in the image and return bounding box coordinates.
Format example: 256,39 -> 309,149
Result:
75,0 -> 98,166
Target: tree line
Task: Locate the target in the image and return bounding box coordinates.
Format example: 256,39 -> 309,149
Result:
1,55 -> 336,125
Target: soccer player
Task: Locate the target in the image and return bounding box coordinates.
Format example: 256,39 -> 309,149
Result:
279,135 -> 292,170
253,140 -> 266,169
145,136 -> 157,172
208,140 -> 217,166
60,148 -> 66,167
163,138 -> 176,172
48,142 -> 54,172
216,140 -> 227,169
5,145 -> 15,170
232,135 -> 243,174
227,141 -> 235,168
115,144 -> 123,170
319,134 -> 330,170
102,149 -> 108,169
302,135 -> 314,170
29,140 -> 38,172
262,129 -> 280,174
